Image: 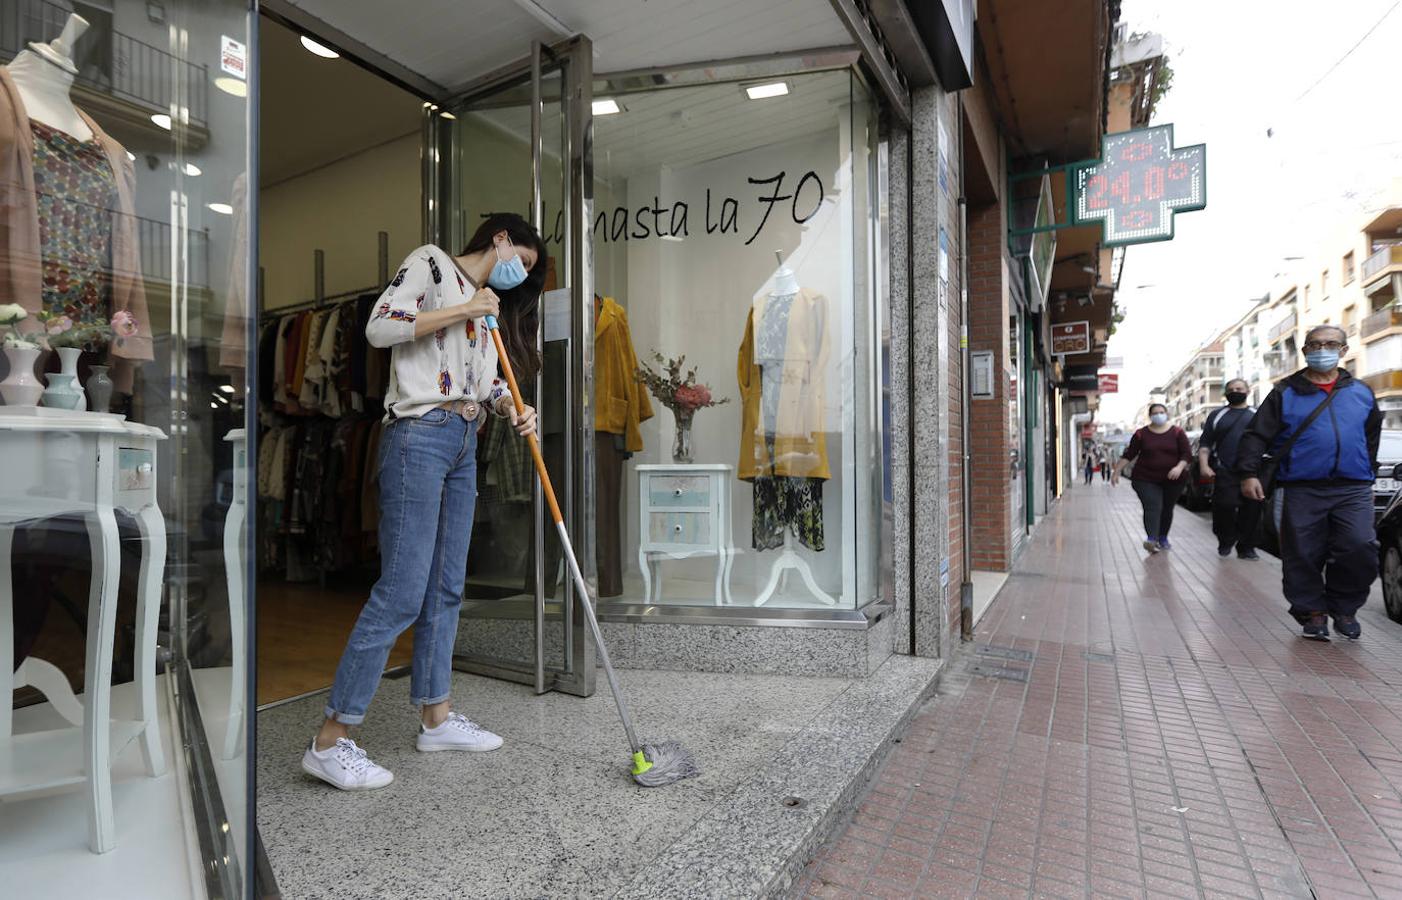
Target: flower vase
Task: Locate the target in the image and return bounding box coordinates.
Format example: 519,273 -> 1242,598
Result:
42,347 -> 86,411
0,345 -> 43,407
672,410 -> 694,464
86,365 -> 114,414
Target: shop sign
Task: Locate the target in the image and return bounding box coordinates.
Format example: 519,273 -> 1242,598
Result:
1072,124 -> 1205,246
1098,373 -> 1119,393
1027,175 -> 1056,306
220,35 -> 247,80
1051,321 -> 1091,356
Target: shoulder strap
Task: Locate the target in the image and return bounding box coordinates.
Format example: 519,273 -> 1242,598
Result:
1274,385 -> 1343,465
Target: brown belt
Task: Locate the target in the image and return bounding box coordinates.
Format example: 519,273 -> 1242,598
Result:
437,398 -> 483,422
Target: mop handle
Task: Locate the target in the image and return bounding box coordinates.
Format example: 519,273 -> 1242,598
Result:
484,315 -> 647,758
483,315 -> 562,525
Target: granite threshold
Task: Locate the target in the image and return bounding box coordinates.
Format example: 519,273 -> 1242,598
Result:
614,654 -> 943,899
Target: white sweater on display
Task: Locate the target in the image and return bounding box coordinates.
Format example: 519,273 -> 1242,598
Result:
366,244 -> 510,421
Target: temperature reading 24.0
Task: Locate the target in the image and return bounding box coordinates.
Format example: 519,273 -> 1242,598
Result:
1072,125 -> 1206,246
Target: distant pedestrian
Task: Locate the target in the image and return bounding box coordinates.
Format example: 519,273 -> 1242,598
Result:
1100,449 -> 1112,482
1084,452 -> 1095,485
1112,403 -> 1192,553
1199,378 -> 1263,559
1238,325 -> 1380,641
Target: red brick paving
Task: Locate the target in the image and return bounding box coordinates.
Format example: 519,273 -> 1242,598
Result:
792,483 -> 1402,899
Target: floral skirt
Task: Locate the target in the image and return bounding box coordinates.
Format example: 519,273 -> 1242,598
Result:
752,475 -> 824,551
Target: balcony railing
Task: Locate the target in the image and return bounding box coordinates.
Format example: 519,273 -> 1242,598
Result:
0,0 -> 208,126
1267,354 -> 1294,380
1364,369 -> 1402,396
136,216 -> 210,288
1269,312 -> 1297,343
1364,246 -> 1402,283
1362,306 -> 1402,340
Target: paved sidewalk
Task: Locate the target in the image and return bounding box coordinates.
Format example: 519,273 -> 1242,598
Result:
793,483 -> 1402,899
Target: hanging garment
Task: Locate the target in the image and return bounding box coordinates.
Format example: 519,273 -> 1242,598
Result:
297,308 -> 333,408
595,431 -> 626,596
594,296 -> 653,452
751,472 -> 825,551
0,68 -> 153,390
736,288 -> 830,481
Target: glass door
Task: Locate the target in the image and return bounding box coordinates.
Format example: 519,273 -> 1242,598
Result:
428,38 -> 595,696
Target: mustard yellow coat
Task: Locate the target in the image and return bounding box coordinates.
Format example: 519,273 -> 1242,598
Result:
594,297 -> 653,452
736,288 -> 831,481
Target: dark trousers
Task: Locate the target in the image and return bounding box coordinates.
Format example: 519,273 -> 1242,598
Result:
1211,473 -> 1263,553
1279,483 -> 1377,617
594,432 -> 625,598
1131,478 -> 1185,540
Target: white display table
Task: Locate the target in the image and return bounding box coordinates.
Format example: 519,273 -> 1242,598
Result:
0,407 -> 167,853
637,463 -> 735,605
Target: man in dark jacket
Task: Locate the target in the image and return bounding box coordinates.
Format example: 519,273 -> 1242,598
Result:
1199,378 -> 1262,559
1238,325 -> 1382,640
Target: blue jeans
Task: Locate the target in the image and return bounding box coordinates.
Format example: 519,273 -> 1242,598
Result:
325,408 -> 478,724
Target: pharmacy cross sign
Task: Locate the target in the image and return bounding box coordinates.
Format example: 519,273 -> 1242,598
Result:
1071,124 -> 1206,246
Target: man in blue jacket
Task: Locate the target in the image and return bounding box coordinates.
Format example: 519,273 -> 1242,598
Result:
1238,325 -> 1382,640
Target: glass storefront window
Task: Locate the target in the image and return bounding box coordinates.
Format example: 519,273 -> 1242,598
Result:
591,69 -> 882,611
1,0 -> 252,895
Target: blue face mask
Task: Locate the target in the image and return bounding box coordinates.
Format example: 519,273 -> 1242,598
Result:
1150,413 -> 1168,427
1305,350 -> 1340,373
487,241 -> 528,291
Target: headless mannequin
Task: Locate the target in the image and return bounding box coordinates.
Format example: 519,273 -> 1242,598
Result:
753,250 -> 835,607
6,15 -> 93,141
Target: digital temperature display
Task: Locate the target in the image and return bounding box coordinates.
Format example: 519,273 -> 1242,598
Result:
1072,125 -> 1205,246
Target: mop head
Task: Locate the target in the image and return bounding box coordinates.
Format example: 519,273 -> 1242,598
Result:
631,741 -> 700,788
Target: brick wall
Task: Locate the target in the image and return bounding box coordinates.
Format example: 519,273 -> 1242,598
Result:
968,199 -> 1013,572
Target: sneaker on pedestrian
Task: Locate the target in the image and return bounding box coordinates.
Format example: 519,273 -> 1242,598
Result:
1302,613 -> 1330,641
417,711 -> 504,753
1143,538 -> 1160,554
1157,538 -> 1172,551
302,737 -> 394,791
1237,549 -> 1260,560
1333,616 -> 1361,640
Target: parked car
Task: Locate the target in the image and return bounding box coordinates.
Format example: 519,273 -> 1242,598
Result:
1373,467 -> 1402,624
1178,430 -> 1214,511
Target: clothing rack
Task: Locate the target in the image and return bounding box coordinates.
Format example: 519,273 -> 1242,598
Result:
258,231 -> 392,321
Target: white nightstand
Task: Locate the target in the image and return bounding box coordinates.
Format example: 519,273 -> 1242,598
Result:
637,463 -> 735,605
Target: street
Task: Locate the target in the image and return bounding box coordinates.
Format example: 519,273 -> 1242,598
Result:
794,483 -> 1402,899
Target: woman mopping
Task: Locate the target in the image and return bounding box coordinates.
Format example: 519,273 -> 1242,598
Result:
302,214 -> 546,790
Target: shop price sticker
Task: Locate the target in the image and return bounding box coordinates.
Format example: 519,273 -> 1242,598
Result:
221,35 -> 247,80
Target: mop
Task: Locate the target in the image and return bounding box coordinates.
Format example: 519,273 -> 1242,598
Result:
484,315 -> 699,788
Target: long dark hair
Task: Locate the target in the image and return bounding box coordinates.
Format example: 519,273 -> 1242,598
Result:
461,213 -> 547,378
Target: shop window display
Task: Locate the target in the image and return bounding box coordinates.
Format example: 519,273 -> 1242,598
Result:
1,1 -> 252,895
592,69 -> 883,611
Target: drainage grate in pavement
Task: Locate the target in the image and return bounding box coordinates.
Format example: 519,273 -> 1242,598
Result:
968,663 -> 1029,682
975,644 -> 1035,662
1083,651 -> 1115,663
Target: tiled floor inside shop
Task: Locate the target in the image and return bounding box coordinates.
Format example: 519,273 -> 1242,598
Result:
257,657 -> 940,899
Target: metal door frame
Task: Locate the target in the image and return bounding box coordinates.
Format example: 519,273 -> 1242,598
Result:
427,36 -> 596,697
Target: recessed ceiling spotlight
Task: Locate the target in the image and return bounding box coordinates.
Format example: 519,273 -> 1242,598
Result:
593,98 -> 623,116
744,81 -> 789,100
214,76 -> 247,98
150,113 -> 172,130
300,36 -> 339,59
208,202 -> 234,215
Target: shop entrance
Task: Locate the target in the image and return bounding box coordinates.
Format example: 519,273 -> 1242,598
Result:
435,39 -> 596,696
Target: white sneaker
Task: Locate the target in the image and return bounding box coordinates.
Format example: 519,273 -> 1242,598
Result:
301,737 -> 394,791
416,712 -> 504,753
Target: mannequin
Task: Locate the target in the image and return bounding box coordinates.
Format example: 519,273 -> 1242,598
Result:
0,11 -> 152,395
7,15 -> 94,142
743,250 -> 835,607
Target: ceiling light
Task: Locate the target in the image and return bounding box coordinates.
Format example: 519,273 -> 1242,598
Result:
300,35 -> 339,58
181,162 -> 201,177
214,76 -> 246,98
744,81 -> 789,100
125,150 -> 136,162
151,113 -> 172,130
219,384 -> 235,394
207,202 -> 233,215
439,110 -> 457,120
593,98 -> 623,116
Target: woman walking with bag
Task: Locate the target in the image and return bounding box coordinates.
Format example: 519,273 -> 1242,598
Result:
1111,403 -> 1192,553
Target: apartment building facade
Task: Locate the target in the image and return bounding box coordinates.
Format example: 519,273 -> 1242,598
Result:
1163,339 -> 1225,431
